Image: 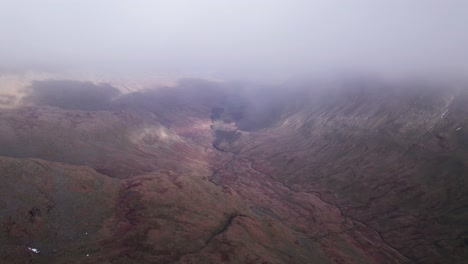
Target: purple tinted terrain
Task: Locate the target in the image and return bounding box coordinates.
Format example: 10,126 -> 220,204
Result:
0,78 -> 467,263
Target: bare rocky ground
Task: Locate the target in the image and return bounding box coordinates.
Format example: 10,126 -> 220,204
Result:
0,78 -> 467,263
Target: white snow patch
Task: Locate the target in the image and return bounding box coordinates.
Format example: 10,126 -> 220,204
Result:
28,247 -> 40,254
441,109 -> 449,119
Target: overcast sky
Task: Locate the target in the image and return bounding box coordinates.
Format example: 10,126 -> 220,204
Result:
0,0 -> 467,80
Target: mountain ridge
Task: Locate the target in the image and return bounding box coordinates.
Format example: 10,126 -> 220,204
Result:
0,78 -> 467,263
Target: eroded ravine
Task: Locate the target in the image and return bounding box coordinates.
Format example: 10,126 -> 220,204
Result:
209,126 -> 411,263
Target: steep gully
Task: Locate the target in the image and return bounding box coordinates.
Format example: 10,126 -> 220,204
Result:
169,212 -> 244,263
210,135 -> 413,263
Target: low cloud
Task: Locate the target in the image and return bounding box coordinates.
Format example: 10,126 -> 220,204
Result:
0,1 -> 467,80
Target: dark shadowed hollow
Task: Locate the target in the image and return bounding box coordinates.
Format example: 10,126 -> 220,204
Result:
24,80 -> 121,111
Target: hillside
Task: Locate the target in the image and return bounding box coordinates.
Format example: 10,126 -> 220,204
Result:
0,78 -> 467,263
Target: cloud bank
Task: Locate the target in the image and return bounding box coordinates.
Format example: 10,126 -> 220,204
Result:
0,1 -> 467,80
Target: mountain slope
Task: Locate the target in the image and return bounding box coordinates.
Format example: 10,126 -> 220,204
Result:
0,78 -> 467,263
212,80 -> 468,263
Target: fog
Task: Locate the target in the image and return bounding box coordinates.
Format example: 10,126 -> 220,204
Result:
0,1 -> 467,81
